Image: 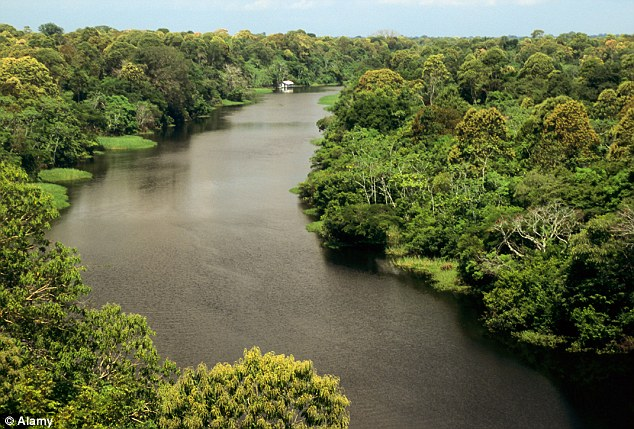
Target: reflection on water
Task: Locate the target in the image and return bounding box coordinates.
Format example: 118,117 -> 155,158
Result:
50,88 -> 631,428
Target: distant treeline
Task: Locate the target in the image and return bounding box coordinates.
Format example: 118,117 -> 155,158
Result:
2,23 -> 631,177
0,22 -> 407,175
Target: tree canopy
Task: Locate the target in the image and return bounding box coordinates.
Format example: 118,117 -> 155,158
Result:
297,30 -> 634,354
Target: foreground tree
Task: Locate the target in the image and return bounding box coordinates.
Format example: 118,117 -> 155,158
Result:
158,347 -> 350,429
0,162 -> 174,426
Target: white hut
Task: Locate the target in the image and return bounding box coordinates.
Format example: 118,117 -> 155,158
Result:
279,80 -> 295,91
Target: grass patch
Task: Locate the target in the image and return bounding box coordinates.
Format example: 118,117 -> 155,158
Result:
253,87 -> 274,94
303,208 -> 319,217
97,135 -> 157,151
38,168 -> 92,183
318,94 -> 339,107
221,99 -> 253,106
391,256 -> 470,294
34,183 -> 70,210
305,221 -> 324,234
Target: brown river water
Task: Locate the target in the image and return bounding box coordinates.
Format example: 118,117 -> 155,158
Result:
49,87 -> 627,428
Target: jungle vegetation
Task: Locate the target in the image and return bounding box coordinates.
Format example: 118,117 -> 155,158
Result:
298,35 -> 634,355
1,22 -> 634,427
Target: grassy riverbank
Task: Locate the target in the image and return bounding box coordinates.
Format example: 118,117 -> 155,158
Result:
34,183 -> 70,210
97,135 -> 157,150
222,88 -> 274,106
222,99 -> 254,106
318,94 -> 339,107
36,168 -> 92,210
390,256 -> 470,294
38,168 -> 93,183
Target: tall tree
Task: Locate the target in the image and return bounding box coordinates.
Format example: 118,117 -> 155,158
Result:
453,107 -> 512,181
421,54 -> 451,106
158,347 -> 350,429
535,100 -> 600,168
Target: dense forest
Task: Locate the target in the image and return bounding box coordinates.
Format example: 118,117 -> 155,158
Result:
298,32 -> 634,355
0,23 -> 397,176
1,22 -> 633,427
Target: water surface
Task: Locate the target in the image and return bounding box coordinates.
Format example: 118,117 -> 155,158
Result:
51,89 -> 583,428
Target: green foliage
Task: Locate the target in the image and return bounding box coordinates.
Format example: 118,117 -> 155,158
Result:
86,94 -> 139,135
421,54 -> 451,105
410,104 -> 462,142
566,209 -> 634,353
0,56 -> 58,99
608,107 -> 634,160
453,107 -> 513,179
389,49 -> 424,81
334,69 -> 416,133
38,23 -> 64,38
1,162 -> 177,426
298,31 -> 634,355
0,57 -> 95,173
520,52 -> 555,79
158,347 -> 350,429
537,100 -> 600,168
482,250 -> 568,344
322,203 -> 399,248
457,55 -> 489,104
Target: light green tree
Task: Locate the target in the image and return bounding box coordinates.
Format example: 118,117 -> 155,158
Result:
608,107 -> 634,160
519,52 -> 555,79
452,107 -> 512,182
421,54 -> 451,106
538,100 -> 600,167
159,347 -> 350,429
0,56 -> 58,99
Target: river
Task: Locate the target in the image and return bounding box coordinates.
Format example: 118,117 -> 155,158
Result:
49,88 -> 590,428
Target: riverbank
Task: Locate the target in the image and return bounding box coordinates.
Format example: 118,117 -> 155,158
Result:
33,182 -> 70,210
390,256 -> 470,294
38,168 -> 93,182
35,135 -> 157,210
318,93 -> 339,107
97,135 -> 157,150
36,168 -> 93,210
